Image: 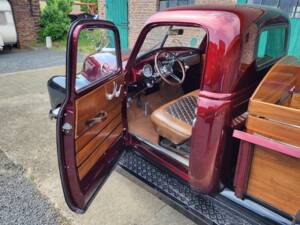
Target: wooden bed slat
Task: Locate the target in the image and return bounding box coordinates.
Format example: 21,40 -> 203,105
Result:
247,115 -> 300,148
248,146 -> 300,215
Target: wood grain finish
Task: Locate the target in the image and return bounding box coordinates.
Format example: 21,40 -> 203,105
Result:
252,71 -> 296,104
76,115 -> 122,167
75,75 -> 124,137
248,100 -> 300,127
291,92 -> 300,109
75,75 -> 124,180
128,84 -> 183,145
78,124 -> 123,180
247,146 -> 300,215
247,115 -> 300,147
243,56 -> 300,215
76,104 -> 122,152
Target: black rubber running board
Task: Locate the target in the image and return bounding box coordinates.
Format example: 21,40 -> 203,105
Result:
118,150 -> 280,225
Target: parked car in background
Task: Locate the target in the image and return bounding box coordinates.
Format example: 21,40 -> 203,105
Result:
0,0 -> 17,51
47,5 -> 300,225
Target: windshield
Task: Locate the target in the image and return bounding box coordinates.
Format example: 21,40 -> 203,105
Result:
139,25 -> 206,56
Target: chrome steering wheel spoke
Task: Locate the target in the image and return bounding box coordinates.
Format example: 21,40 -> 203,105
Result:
154,50 -> 186,86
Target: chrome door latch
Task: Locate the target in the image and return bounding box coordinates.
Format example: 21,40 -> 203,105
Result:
62,123 -> 73,134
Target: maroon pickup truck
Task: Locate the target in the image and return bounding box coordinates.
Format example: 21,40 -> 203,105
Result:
48,5 -> 299,225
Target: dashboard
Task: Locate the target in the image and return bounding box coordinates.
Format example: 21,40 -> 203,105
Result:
132,49 -> 202,87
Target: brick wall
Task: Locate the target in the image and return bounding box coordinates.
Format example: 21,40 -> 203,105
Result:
128,0 -> 158,49
127,0 -> 235,49
195,0 -> 235,4
9,0 -> 40,48
99,0 -> 236,49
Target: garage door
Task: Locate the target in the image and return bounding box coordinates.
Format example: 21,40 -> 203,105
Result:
238,0 -> 300,56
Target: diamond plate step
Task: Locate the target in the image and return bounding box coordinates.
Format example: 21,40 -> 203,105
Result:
118,150 -> 278,225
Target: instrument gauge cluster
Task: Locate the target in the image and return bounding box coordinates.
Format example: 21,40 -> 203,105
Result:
142,64 -> 153,78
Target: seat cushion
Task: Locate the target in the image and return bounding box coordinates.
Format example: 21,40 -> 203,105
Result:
151,90 -> 199,145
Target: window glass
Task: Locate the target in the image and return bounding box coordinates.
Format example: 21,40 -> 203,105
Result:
159,0 -> 168,10
295,5 -> 300,18
159,0 -> 195,10
279,0 -> 298,17
247,0 -> 262,4
138,25 -> 206,56
261,0 -> 278,6
75,27 -> 119,91
0,12 -> 7,25
247,0 -> 300,18
256,26 -> 286,67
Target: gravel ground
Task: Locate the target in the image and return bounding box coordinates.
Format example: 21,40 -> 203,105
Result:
0,48 -> 66,74
0,150 -> 68,225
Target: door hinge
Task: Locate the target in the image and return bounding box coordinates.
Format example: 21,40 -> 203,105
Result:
62,123 -> 73,134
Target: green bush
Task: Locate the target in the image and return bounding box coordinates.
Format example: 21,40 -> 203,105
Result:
39,0 -> 72,41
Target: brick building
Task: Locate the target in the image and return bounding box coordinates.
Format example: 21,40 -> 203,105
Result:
8,0 -> 40,48
98,0 -> 235,49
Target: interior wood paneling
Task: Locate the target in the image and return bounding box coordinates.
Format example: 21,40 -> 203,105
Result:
78,124 -> 123,180
75,75 -> 124,180
75,75 -> 124,137
76,115 -> 122,167
247,115 -> 300,147
76,104 -> 122,152
247,146 -> 300,215
127,84 -> 183,145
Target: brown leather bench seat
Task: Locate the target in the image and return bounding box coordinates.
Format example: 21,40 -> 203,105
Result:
151,90 -> 199,145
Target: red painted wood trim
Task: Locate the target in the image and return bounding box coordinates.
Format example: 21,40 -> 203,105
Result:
233,130 -> 300,159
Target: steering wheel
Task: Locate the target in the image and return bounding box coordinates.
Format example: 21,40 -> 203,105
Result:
154,50 -> 186,86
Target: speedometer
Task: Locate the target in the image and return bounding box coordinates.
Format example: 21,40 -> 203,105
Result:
143,64 -> 153,78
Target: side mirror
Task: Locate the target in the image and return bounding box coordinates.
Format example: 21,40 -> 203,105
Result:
168,28 -> 184,36
49,107 -> 60,120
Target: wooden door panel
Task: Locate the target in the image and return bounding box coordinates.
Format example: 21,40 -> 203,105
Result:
75,75 -> 124,180
76,104 -> 122,152
57,19 -> 125,212
78,124 -> 123,180
76,114 -> 122,167
75,75 -> 124,137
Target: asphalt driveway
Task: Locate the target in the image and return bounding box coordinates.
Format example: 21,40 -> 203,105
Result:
0,48 -> 66,74
0,49 -> 196,225
0,150 -> 67,225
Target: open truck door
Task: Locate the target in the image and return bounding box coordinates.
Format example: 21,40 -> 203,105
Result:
56,19 -> 125,213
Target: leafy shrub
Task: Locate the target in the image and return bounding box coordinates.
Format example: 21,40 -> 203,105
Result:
39,0 -> 72,41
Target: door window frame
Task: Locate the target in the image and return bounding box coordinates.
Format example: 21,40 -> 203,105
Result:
255,24 -> 289,69
68,19 -> 123,97
57,19 -> 123,212
159,0 -> 195,10
245,0 -> 300,18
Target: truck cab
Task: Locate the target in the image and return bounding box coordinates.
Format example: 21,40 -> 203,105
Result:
48,5 -> 299,224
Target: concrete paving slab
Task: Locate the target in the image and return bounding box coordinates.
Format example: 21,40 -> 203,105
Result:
0,67 -> 196,225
